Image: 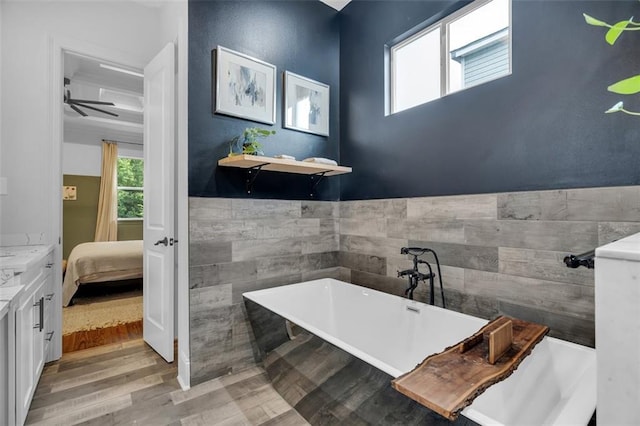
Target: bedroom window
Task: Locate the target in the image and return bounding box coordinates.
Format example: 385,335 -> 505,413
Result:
389,0 -> 511,114
117,157 -> 144,219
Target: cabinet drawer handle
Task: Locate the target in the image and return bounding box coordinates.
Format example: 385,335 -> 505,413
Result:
33,299 -> 41,329
45,263 -> 53,268
46,331 -> 55,342
32,297 -> 44,332
45,293 -> 54,301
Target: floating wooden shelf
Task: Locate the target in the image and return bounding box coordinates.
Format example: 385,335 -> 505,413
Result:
218,154 -> 352,176
218,154 -> 352,196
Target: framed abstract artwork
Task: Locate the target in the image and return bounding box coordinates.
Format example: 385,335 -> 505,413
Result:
284,71 -> 329,136
213,46 -> 276,125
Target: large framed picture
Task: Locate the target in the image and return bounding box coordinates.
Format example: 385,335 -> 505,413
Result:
213,46 -> 276,125
284,71 -> 329,137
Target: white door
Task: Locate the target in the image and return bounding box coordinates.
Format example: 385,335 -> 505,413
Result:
143,43 -> 176,362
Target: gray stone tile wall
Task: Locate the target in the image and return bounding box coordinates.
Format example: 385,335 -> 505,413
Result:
189,186 -> 640,383
189,198 -> 340,385
339,186 -> 640,347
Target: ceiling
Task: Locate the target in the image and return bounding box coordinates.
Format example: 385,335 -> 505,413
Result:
63,52 -> 144,145
130,0 -> 352,10
319,0 -> 351,11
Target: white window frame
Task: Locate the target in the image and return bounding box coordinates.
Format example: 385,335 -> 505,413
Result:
117,155 -> 144,221
389,0 -> 512,114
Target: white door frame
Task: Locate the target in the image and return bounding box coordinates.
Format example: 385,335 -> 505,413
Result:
174,16 -> 191,391
48,34 -> 190,387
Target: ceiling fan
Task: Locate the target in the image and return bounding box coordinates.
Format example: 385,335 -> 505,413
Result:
63,77 -> 118,117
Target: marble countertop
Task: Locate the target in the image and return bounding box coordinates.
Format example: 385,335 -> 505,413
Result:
0,244 -> 53,318
0,280 -> 24,320
596,231 -> 640,262
0,300 -> 8,319
0,244 -> 53,273
0,282 -> 24,302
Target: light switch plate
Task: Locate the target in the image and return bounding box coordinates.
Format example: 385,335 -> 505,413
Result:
63,185 -> 77,200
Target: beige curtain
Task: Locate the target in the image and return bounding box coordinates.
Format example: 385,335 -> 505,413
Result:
94,141 -> 118,241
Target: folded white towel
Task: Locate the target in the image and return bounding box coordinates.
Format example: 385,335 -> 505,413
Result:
274,154 -> 296,160
302,157 -> 338,166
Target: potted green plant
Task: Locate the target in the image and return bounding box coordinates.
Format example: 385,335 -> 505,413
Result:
228,127 -> 276,156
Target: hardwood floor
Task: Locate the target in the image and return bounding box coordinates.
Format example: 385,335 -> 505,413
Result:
63,320 -> 144,354
27,339 -> 309,425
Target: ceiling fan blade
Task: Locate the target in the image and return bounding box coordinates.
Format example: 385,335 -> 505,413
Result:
74,102 -> 119,117
69,104 -> 88,117
68,99 -> 115,106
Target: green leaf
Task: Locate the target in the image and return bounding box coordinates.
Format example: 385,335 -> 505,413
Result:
608,75 -> 640,94
606,19 -> 631,45
583,13 -> 609,27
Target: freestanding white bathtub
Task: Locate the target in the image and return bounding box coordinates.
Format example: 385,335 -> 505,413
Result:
244,278 -> 596,426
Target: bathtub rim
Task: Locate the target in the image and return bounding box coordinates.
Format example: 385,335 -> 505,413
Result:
245,278 -> 487,378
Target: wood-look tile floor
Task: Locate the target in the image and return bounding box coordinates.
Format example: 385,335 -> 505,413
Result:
26,339 -> 309,426
63,320 -> 144,354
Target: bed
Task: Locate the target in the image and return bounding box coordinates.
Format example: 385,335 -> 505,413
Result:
62,240 -> 143,307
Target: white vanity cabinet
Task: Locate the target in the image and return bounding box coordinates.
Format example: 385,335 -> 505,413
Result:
14,272 -> 47,425
0,245 -> 55,426
595,232 -> 640,426
14,249 -> 53,426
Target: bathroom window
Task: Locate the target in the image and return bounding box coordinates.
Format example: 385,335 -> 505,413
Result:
390,0 -> 511,114
117,157 -> 144,219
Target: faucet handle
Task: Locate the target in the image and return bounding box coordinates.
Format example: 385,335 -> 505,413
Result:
417,272 -> 435,282
397,269 -> 414,278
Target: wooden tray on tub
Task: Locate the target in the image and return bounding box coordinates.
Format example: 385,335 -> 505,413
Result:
391,316 -> 549,420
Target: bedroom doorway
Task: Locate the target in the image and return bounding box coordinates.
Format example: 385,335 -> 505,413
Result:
48,6 -> 190,388
61,51 -> 147,353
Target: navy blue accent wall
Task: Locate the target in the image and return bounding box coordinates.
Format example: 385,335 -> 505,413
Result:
189,0 -> 340,200
339,0 -> 640,200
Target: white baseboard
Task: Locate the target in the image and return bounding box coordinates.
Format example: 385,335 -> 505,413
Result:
177,349 -> 190,390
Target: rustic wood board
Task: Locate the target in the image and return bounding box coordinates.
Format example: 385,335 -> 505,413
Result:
391,315 -> 549,421
488,319 -> 513,364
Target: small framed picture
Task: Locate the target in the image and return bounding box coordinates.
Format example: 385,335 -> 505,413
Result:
213,46 -> 276,125
284,71 -> 329,137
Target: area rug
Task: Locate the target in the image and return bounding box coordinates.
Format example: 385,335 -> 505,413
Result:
63,289 -> 143,335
